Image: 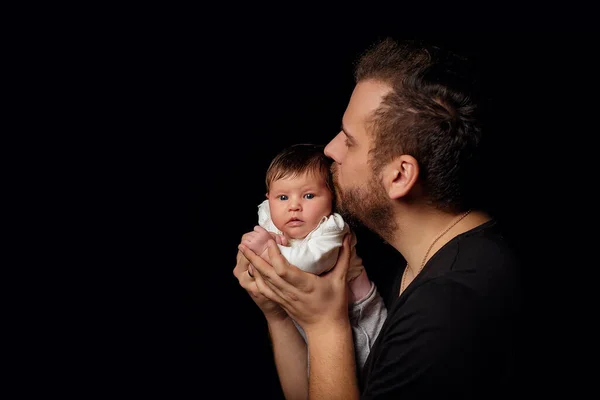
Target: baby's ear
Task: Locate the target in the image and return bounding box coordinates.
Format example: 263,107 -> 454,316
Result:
265,192 -> 269,199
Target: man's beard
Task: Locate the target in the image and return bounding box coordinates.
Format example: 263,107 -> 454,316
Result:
332,169 -> 397,242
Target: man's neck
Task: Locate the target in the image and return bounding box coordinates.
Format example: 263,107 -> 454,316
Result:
389,207 -> 492,278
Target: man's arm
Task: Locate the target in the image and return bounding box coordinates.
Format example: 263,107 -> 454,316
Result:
306,323 -> 359,400
233,240 -> 308,399
267,317 -> 309,400
238,235 -> 360,400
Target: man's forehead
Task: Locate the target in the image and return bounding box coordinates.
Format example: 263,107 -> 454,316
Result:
344,80 -> 391,136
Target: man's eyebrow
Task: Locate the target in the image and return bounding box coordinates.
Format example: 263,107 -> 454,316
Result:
341,123 -> 355,141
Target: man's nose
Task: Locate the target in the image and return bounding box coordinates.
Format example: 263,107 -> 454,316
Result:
324,132 -> 343,162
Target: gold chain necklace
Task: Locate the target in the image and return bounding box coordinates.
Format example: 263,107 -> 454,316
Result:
400,209 -> 472,294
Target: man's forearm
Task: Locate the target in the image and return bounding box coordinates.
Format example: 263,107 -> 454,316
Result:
306,323 -> 359,400
268,317 -> 309,400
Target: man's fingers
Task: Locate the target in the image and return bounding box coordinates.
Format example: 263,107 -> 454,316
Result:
265,240 -> 316,292
266,240 -> 297,280
233,250 -> 250,279
239,241 -> 304,298
330,233 -> 352,281
253,267 -> 291,307
238,243 -> 285,285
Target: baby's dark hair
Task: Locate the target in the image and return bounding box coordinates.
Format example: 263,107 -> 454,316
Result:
265,143 -> 334,198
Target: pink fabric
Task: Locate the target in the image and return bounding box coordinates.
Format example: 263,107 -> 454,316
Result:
348,268 -> 372,303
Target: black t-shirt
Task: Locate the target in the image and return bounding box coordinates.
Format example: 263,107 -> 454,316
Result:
360,220 -> 522,399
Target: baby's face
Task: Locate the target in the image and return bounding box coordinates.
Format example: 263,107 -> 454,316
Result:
267,172 -> 333,240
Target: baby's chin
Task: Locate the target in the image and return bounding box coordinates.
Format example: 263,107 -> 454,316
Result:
282,228 -> 309,241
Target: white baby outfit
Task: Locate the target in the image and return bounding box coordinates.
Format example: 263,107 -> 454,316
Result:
257,199 -> 364,280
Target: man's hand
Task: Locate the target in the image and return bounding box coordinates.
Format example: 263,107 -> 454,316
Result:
237,233 -> 353,335
233,231 -> 288,323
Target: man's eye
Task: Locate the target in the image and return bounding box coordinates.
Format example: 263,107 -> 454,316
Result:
278,195 -> 288,201
304,193 -> 315,199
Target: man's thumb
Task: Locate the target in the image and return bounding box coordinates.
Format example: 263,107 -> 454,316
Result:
332,233 -> 352,280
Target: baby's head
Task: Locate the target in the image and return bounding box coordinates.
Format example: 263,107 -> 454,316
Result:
265,144 -> 334,240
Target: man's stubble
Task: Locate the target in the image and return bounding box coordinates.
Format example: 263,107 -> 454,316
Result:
331,165 -> 397,243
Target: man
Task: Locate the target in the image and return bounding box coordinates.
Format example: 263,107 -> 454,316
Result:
234,38 -> 522,399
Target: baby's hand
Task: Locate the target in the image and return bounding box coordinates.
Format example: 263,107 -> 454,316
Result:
270,232 -> 288,247
241,225 -> 273,258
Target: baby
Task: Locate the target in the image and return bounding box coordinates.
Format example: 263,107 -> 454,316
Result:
242,143 -> 387,371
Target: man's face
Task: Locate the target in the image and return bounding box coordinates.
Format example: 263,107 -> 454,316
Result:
267,172 -> 333,240
324,80 -> 397,240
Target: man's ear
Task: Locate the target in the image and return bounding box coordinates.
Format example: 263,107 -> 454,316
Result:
265,192 -> 269,199
381,155 -> 419,200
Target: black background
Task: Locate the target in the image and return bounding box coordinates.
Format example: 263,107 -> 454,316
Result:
47,16 -> 598,398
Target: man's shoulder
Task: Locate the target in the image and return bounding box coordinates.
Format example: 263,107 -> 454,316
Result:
452,220 -> 521,272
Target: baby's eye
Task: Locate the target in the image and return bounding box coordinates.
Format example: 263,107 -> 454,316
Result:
278,195 -> 288,201
304,193 -> 315,199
